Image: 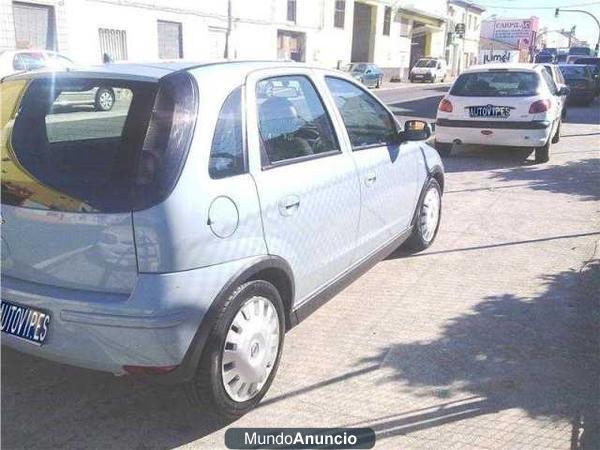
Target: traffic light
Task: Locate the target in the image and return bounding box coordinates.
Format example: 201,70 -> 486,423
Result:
555,8 -> 559,17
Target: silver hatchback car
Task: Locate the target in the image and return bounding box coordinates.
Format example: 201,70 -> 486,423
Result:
1,61 -> 444,418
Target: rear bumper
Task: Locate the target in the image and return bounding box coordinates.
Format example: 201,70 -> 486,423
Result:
435,119 -> 553,147
1,257 -> 255,377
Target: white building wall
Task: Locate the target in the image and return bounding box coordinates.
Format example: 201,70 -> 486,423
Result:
1,0 -> 449,74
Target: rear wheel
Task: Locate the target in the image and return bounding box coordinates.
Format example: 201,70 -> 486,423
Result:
404,178 -> 442,252
376,75 -> 382,88
535,140 -> 551,164
187,280 -> 285,419
434,140 -> 452,157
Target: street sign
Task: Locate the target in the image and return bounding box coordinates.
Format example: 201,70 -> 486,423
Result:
455,23 -> 465,36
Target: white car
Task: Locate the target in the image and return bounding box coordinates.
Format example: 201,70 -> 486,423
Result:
434,63 -> 568,163
0,49 -> 73,79
409,58 -> 448,83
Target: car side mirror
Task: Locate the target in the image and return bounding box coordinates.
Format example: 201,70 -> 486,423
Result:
401,120 -> 431,141
366,69 -> 372,74
557,85 -> 570,96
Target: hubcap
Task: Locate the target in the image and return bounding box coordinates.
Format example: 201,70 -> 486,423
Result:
99,91 -> 113,109
420,187 -> 441,242
221,296 -> 280,402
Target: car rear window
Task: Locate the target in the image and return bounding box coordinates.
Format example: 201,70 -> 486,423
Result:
415,59 -> 437,68
1,72 -> 197,213
560,65 -> 590,78
450,71 -> 540,97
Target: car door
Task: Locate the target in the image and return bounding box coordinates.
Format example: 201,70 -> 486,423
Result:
246,69 -> 361,304
540,68 -> 563,127
323,75 -> 419,260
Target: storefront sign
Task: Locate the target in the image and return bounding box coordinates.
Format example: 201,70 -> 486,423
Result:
479,50 -> 521,64
491,18 -> 539,46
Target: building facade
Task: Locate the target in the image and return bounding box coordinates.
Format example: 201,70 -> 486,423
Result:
0,0 -> 449,81
446,0 -> 484,76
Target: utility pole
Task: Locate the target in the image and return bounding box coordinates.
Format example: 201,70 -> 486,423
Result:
555,8 -> 600,55
225,0 -> 232,59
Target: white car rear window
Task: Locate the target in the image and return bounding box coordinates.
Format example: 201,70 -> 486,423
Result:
451,71 -> 540,97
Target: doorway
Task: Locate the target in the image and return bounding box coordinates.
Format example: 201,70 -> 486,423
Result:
351,2 -> 374,62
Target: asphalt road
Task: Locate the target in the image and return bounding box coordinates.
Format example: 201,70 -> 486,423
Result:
2,84 -> 599,450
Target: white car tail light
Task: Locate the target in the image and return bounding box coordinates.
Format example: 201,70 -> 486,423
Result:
438,98 -> 453,112
529,99 -> 551,114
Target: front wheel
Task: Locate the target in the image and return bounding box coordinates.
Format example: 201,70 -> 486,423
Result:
404,178 -> 442,253
551,120 -> 561,144
187,280 -> 285,419
434,140 -> 452,157
535,140 -> 550,164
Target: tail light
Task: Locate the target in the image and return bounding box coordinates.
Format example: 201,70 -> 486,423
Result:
529,99 -> 551,113
439,98 -> 453,112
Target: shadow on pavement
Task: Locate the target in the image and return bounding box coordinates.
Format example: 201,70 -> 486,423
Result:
442,146 -> 535,173
349,261 -> 600,447
1,348 -> 231,449
491,157 -> 600,201
389,95 -> 444,120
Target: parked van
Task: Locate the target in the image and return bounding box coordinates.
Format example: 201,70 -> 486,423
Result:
409,58 -> 447,83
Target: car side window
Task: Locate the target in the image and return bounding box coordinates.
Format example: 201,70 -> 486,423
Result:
325,77 -> 397,149
209,87 -> 245,179
256,75 -> 339,165
541,69 -> 558,95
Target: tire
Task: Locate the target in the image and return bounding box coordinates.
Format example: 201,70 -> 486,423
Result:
434,140 -> 452,157
187,280 -> 285,419
404,178 -> 442,253
376,75 -> 382,88
551,120 -> 561,144
535,140 -> 550,164
94,87 -> 115,111
430,76 -> 436,84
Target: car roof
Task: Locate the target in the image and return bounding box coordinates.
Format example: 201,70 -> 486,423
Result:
558,63 -> 590,67
461,63 -> 543,73
1,60 -> 304,83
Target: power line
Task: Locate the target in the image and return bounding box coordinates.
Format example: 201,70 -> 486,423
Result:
476,1 -> 600,9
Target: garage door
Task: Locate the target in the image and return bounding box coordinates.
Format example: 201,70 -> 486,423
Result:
12,2 -> 56,50
157,20 -> 183,59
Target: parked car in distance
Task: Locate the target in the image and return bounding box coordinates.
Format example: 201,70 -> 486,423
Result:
0,61 -> 444,419
435,63 -> 567,163
347,62 -> 384,88
0,49 -> 115,111
409,57 -> 447,83
535,53 -> 555,64
542,64 -> 569,118
573,57 -> 600,96
0,49 -> 73,78
566,47 -> 593,64
559,64 -> 596,105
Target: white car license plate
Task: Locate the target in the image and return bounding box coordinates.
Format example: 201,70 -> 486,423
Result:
1,300 -> 50,345
468,105 -> 512,118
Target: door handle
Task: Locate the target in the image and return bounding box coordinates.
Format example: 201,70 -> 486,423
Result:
278,195 -> 300,216
364,172 -> 377,186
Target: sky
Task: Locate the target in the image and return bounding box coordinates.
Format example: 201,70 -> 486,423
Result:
477,0 -> 600,48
